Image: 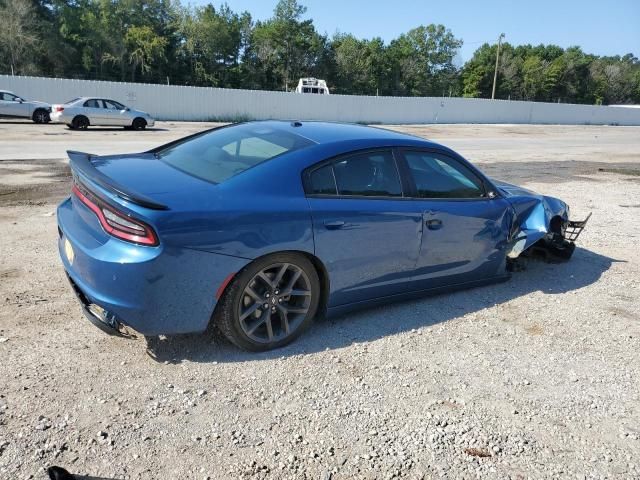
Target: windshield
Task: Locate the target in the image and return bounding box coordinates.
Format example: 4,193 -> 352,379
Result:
65,97 -> 81,104
155,123 -> 315,184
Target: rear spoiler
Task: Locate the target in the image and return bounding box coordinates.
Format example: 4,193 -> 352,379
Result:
67,150 -> 169,210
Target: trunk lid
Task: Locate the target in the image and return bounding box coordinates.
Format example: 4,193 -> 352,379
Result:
68,151 -> 215,210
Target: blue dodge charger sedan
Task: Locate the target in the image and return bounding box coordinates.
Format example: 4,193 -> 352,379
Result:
57,121 -> 588,351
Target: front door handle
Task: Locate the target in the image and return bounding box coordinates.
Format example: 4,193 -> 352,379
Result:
425,219 -> 443,230
324,221 -> 345,230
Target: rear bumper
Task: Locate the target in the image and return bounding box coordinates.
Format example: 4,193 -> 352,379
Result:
57,197 -> 250,335
66,273 -> 133,338
49,111 -> 66,123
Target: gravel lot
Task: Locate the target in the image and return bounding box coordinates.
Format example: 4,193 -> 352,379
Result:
0,120 -> 639,479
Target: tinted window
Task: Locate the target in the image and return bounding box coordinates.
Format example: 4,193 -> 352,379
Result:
333,151 -> 402,197
156,124 -> 315,184
104,100 -> 125,110
309,165 -> 337,195
404,152 -> 484,199
84,99 -> 102,108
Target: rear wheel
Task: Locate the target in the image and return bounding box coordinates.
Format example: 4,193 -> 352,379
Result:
132,117 -> 147,130
32,108 -> 50,124
215,253 -> 320,351
71,115 -> 89,130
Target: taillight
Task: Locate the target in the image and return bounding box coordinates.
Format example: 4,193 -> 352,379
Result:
55,106 -> 64,112
72,183 -> 158,246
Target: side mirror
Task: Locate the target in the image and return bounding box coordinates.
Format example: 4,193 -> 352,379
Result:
125,107 -> 130,111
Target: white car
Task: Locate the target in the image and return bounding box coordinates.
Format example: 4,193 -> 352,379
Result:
0,90 -> 51,123
50,97 -> 155,130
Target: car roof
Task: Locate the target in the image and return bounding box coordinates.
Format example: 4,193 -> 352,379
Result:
243,120 -> 433,146
1,90 -> 16,95
74,97 -> 125,102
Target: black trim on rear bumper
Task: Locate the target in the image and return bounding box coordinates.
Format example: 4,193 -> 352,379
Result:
65,273 -> 135,338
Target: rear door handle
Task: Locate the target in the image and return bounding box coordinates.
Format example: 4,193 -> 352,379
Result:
425,219 -> 443,230
324,221 -> 345,230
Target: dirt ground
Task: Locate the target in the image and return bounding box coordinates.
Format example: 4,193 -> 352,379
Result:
0,120 -> 639,479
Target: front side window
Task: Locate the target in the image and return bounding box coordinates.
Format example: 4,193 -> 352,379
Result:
104,100 -> 125,110
331,150 -> 402,197
403,151 -> 484,199
155,123 -> 315,184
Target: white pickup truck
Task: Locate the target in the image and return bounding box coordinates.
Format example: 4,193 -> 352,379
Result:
295,78 -> 330,95
0,90 -> 51,123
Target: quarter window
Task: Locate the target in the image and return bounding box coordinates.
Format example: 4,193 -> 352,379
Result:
309,165 -> 337,195
404,152 -> 484,199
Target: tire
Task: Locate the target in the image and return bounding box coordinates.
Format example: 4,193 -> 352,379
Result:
132,117 -> 147,130
214,252 -> 321,352
71,115 -> 89,130
32,108 -> 50,124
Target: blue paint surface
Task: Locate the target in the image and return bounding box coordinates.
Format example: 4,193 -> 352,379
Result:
57,121 -> 570,335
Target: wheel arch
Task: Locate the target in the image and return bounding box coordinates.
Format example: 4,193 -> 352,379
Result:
72,114 -> 90,128
211,249 -> 330,323
132,117 -> 147,128
32,107 -> 49,122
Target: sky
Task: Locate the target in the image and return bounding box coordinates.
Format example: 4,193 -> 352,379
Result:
191,0 -> 640,62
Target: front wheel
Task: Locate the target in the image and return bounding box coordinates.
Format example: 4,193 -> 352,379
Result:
214,253 -> 320,351
132,117 -> 147,130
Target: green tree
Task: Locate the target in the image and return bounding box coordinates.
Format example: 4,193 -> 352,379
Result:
125,25 -> 167,81
388,24 -> 462,96
247,0 -> 329,90
0,0 -> 39,75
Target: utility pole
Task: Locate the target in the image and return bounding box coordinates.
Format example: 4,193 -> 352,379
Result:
491,33 -> 505,100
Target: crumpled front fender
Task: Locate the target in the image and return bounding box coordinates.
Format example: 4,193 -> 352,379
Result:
492,180 -> 570,258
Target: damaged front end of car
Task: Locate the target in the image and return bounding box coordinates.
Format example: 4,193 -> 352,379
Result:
493,180 -> 591,266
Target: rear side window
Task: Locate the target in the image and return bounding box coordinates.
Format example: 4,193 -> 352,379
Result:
307,150 -> 402,197
334,151 -> 402,197
403,151 -> 484,199
84,99 -> 102,108
155,123 -> 315,184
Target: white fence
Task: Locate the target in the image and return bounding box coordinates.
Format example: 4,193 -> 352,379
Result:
3,75 -> 640,125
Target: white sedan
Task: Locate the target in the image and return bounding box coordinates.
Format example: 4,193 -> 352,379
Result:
50,97 -> 155,130
0,90 -> 51,123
